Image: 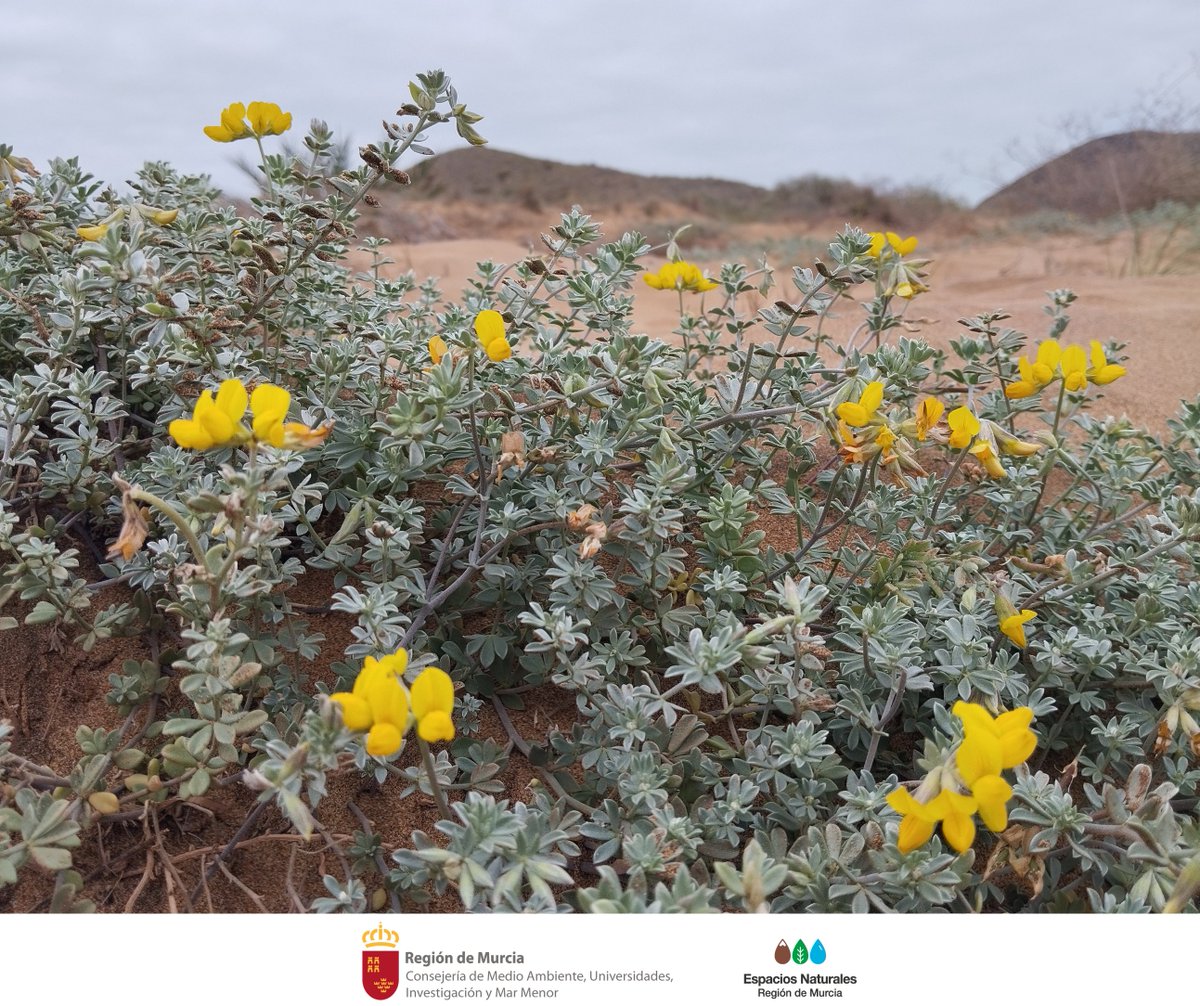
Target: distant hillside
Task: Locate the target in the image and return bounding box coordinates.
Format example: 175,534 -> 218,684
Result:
393,148 -> 960,237
979,131 -> 1200,218
407,148 -> 766,218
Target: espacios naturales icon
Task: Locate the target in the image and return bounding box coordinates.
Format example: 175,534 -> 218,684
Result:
773,938 -> 826,966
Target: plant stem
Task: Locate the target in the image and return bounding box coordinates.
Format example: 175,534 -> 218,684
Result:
129,488 -> 206,565
254,136 -> 275,201
922,447 -> 969,540
418,739 -> 452,820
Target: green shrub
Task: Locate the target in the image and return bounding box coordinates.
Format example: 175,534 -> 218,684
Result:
2,72 -> 1199,914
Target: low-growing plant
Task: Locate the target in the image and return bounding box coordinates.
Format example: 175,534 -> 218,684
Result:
1,70 -> 1198,914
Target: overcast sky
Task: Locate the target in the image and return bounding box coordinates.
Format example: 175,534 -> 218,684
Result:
4,1 -> 1199,204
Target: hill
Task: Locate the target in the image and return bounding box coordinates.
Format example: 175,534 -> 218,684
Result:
406,148 -> 766,218
978,131 -> 1200,219
356,147 -> 963,245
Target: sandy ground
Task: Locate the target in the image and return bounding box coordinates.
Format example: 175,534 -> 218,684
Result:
379,231 -> 1200,433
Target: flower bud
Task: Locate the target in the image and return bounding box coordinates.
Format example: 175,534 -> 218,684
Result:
984,420 -> 1042,458
994,592 -> 1019,624
642,369 -> 665,406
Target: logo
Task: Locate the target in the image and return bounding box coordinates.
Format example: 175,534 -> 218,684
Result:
773,938 -> 827,966
362,922 -> 400,1000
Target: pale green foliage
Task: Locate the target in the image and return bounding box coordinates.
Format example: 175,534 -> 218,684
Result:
2,71 -> 1200,914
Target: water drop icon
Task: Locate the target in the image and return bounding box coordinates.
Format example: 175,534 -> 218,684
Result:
792,939 -> 808,965
774,940 -> 790,965
810,940 -> 827,965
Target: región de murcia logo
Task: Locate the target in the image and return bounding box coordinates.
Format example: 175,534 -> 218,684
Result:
362,922 -> 400,1000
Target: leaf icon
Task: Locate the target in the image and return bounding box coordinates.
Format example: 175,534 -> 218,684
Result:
792,939 -> 808,965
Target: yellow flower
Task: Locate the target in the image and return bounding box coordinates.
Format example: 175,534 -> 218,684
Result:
1005,356 -> 1039,399
409,666 -> 456,743
364,673 -> 410,757
474,309 -> 512,362
968,773 -> 1014,833
999,608 -> 1036,648
330,652 -> 399,732
204,100 -> 291,142
874,425 -> 899,465
953,701 -> 1037,771
889,702 -> 1035,856
203,102 -> 253,142
894,281 -> 916,299
146,208 -> 178,226
249,383 -> 332,450
969,439 -> 1007,479
170,380 -> 329,451
836,380 -> 884,427
886,231 -> 918,256
1088,341 -> 1126,385
865,232 -> 886,259
914,397 -> 944,441
938,790 -> 979,853
642,260 -> 718,293
953,701 -> 1034,834
331,648 -> 412,757
1031,339 -> 1061,386
428,336 -> 448,365
169,378 -> 250,450
246,101 -> 292,138
886,788 -> 949,853
77,207 -> 126,241
1061,344 -> 1088,392
946,406 -> 980,449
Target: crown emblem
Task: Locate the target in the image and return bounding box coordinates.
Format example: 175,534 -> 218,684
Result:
363,923 -> 399,949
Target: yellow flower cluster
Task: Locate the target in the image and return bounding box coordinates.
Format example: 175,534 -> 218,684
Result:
204,101 -> 293,143
944,405 -> 1041,480
864,231 -> 926,298
169,379 -> 331,451
1006,338 -> 1125,398
474,309 -> 512,362
888,701 -> 1037,854
834,381 -> 941,473
330,647 -> 455,757
642,260 -> 718,293
834,384 -> 1042,482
